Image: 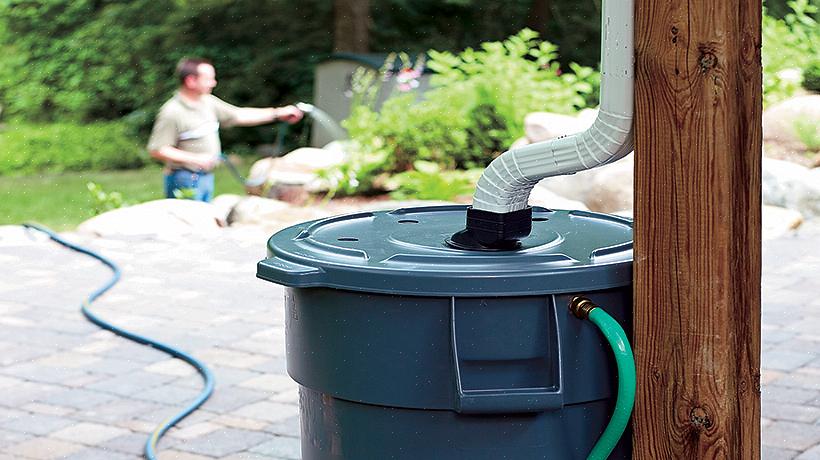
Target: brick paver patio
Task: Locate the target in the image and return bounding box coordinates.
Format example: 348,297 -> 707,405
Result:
0,217 -> 818,459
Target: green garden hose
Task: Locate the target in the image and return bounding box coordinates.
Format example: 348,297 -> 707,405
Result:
22,224 -> 215,460
570,296 -> 636,460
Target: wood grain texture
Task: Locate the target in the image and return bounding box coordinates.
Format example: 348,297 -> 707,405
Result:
633,0 -> 762,458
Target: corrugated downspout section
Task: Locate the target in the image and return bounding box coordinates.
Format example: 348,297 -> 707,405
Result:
471,0 -> 634,214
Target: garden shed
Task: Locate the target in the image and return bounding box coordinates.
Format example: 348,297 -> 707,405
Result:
311,53 -> 433,147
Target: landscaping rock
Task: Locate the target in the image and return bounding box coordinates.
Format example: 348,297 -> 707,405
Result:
536,154 -> 633,213
321,140 -> 353,154
524,112 -> 584,143
226,196 -> 329,231
280,147 -> 346,170
763,95 -> 820,151
76,199 -> 223,238
211,194 -> 242,224
520,109 -> 597,146
762,205 -> 803,240
510,136 -> 529,150
762,158 -> 820,217
248,147 -> 347,204
528,187 -> 589,211
0,225 -> 52,247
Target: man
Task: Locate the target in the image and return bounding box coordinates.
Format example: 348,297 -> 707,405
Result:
147,57 -> 303,201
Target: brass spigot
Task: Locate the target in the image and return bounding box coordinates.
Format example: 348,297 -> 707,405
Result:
569,296 -> 598,319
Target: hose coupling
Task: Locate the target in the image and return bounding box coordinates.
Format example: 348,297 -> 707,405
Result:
569,296 -> 598,319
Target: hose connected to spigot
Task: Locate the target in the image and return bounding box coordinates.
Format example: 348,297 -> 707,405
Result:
569,296 -> 636,460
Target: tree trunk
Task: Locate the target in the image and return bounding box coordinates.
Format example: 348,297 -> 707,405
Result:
333,0 -> 370,54
526,0 -> 550,36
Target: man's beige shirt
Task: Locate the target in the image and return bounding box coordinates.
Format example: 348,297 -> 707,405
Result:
147,92 -> 241,170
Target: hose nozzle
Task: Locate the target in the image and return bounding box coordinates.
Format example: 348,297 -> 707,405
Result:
295,102 -> 315,114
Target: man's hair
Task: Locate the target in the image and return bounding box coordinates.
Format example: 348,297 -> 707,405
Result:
176,57 -> 212,84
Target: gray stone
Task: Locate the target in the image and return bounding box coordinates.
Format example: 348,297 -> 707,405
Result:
249,436 -> 301,459
36,388 -> 120,410
527,186 -> 589,212
265,416 -> 300,438
61,447 -> 134,460
764,95 -> 820,151
536,154 -> 633,213
763,401 -> 820,423
100,432 -> 152,454
764,206 -> 804,240
202,386 -> 270,412
764,445 -> 799,460
0,412 -> 76,436
0,428 -> 32,445
763,385 -> 819,405
171,428 -> 269,457
763,158 -> 820,218
798,444 -> 820,460
764,421 -> 820,451
524,111 -> 592,143
763,350 -> 817,372
227,196 -> 326,230
85,371 -> 177,396
77,199 -> 223,238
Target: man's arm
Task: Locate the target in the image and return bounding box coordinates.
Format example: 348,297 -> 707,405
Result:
227,105 -> 304,126
150,146 -> 219,172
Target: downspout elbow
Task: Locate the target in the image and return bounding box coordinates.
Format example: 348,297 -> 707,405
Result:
472,111 -> 634,214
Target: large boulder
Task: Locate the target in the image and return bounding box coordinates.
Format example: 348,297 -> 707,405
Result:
536,154 -> 634,213
76,199 -> 223,238
248,147 -> 348,203
762,158 -> 820,217
763,95 -> 820,151
762,205 -> 803,240
0,225 -> 52,247
527,187 -> 589,211
211,194 -> 242,224
524,110 -> 596,144
227,196 -> 330,231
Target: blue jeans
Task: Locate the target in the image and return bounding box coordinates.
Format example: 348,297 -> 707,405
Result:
164,170 -> 214,202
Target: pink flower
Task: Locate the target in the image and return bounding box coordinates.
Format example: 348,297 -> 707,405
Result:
396,68 -> 422,92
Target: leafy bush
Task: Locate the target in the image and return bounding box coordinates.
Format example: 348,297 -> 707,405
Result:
387,161 -> 483,201
803,59 -> 820,92
0,122 -> 146,175
794,118 -> 820,152
331,30 -> 599,199
86,181 -> 128,216
763,0 -> 820,105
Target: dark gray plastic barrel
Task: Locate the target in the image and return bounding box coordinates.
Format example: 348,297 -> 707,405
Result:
257,205 -> 633,460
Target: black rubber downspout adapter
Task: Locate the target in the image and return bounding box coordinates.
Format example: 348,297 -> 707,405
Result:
446,206 -> 533,251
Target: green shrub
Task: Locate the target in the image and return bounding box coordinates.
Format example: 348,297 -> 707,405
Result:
763,0 -> 820,105
86,181 -> 128,216
794,118 -> 820,152
803,59 -> 820,92
388,161 -> 483,201
0,122 -> 147,175
331,30 -> 599,198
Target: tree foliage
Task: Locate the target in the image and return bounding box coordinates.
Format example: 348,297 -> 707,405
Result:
0,0 -> 611,126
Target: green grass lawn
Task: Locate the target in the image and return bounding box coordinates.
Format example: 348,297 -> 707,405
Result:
0,165 -> 249,230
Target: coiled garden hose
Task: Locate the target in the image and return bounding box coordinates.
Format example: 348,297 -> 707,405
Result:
21,224 -> 215,460
569,296 -> 636,460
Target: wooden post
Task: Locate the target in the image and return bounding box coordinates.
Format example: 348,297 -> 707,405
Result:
633,0 -> 762,457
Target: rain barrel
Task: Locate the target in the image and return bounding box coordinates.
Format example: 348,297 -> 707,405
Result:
256,205 -> 633,460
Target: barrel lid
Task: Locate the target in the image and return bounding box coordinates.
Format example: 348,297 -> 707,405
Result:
257,205 -> 633,296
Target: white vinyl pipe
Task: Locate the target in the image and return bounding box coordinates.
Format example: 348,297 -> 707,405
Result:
471,0 -> 634,214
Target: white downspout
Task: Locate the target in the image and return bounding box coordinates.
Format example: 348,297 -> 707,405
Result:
471,0 -> 634,214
